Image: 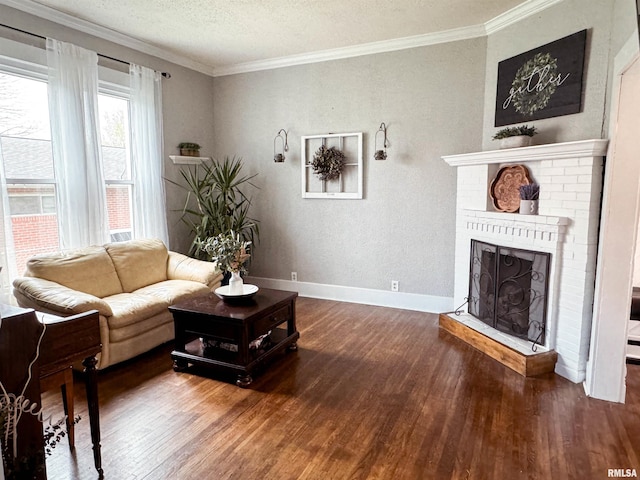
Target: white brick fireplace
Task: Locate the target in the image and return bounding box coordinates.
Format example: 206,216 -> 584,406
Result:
442,139 -> 608,383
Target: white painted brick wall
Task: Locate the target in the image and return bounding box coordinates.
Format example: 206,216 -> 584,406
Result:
443,140 -> 607,384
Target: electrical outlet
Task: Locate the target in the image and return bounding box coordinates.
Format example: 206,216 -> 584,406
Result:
391,280 -> 399,292
291,272 -> 298,282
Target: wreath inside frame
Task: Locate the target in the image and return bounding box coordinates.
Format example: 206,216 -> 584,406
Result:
311,144 -> 346,181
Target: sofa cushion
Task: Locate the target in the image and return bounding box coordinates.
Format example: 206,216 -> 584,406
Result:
135,279 -> 211,306
103,292 -> 169,330
108,309 -> 173,344
105,238 -> 169,292
25,245 -> 123,298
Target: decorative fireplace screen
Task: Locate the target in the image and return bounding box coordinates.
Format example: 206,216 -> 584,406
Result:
468,240 -> 550,346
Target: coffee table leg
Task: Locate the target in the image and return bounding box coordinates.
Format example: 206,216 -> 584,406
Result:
288,342 -> 298,351
236,373 -> 252,387
173,358 -> 188,371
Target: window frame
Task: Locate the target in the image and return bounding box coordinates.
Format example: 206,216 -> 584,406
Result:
0,54 -> 136,238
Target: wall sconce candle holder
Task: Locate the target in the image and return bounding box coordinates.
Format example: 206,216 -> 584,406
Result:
374,123 -> 389,160
274,129 -> 289,162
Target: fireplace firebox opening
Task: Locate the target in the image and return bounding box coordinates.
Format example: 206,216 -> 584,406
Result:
468,240 -> 550,347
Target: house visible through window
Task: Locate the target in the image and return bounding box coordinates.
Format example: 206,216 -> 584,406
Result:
0,68 -> 134,275
99,92 -> 133,244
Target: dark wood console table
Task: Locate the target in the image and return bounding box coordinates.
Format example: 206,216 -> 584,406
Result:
0,305 -> 103,479
39,310 -> 103,478
170,288 -> 299,387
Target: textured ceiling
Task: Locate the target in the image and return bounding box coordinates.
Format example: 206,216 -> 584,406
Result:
25,0 -> 526,73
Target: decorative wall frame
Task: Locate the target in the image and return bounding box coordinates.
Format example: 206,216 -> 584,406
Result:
301,132 -> 363,199
494,29 -> 587,127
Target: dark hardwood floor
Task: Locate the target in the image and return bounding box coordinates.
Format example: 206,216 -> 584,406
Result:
43,297 -> 640,479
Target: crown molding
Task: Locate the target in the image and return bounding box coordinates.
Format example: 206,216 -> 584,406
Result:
212,24 -> 487,77
485,0 -> 564,35
213,0 -> 563,76
0,0 -> 214,76
2,0 -> 561,78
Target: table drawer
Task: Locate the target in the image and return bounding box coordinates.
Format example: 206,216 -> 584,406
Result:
252,304 -> 291,337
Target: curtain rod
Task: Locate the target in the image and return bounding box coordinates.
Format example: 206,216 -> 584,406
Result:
0,22 -> 171,78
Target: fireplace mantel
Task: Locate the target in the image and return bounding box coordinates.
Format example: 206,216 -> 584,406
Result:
442,139 -> 609,167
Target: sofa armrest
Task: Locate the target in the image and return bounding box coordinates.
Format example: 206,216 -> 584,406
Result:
12,277 -> 113,317
167,251 -> 223,288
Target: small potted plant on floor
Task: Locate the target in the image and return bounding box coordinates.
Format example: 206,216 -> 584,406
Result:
178,142 -> 201,157
492,125 -> 537,149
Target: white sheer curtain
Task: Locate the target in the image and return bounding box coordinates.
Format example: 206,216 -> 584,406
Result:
46,38 -> 109,249
0,139 -> 18,305
129,63 -> 169,245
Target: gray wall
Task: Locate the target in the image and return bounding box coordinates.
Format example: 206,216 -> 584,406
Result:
0,4 -> 215,254
482,0 -> 635,149
212,40 -> 487,296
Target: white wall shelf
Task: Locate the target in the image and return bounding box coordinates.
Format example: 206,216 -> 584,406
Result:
301,132 -> 363,199
169,155 -> 210,165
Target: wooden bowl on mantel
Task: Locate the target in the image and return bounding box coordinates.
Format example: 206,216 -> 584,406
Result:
490,164 -> 532,213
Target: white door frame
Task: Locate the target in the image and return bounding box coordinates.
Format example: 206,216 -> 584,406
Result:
585,34 -> 640,402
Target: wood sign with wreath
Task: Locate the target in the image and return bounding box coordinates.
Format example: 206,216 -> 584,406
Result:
301,132 -> 363,199
495,30 -> 587,127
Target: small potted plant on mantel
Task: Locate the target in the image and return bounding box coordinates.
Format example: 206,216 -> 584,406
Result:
519,183 -> 540,215
178,142 -> 201,157
492,125 -> 537,149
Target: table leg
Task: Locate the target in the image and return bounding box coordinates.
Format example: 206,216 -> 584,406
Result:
83,355 -> 104,478
236,373 -> 253,387
173,358 -> 188,371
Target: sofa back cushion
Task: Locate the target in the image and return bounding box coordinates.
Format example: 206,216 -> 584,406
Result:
105,238 -> 169,292
25,246 -> 123,298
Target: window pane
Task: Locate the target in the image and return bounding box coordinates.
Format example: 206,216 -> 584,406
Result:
106,184 -> 132,240
8,184 -> 60,275
99,94 -> 131,181
0,73 -> 54,179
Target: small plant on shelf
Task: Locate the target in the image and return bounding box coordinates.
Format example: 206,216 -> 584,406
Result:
178,142 -> 201,157
519,183 -> 540,200
492,125 -> 537,140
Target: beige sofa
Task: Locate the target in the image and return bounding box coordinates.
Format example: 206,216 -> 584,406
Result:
13,238 -> 222,369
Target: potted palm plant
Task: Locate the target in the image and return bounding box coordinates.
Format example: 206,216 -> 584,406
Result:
170,156 -> 260,264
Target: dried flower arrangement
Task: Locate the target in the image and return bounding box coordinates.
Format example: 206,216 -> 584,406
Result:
198,231 -> 251,274
519,183 -> 540,200
311,144 -> 346,181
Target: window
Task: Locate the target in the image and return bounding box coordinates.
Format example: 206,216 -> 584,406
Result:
99,91 -> 133,242
0,66 -> 135,274
0,71 -> 59,274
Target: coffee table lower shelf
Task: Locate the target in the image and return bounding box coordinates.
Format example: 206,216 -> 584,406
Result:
171,329 -> 299,386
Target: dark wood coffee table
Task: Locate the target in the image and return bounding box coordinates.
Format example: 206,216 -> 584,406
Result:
169,288 -> 299,387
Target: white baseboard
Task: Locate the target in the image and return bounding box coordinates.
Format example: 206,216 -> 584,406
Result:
555,362 -> 585,384
245,276 -> 454,314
